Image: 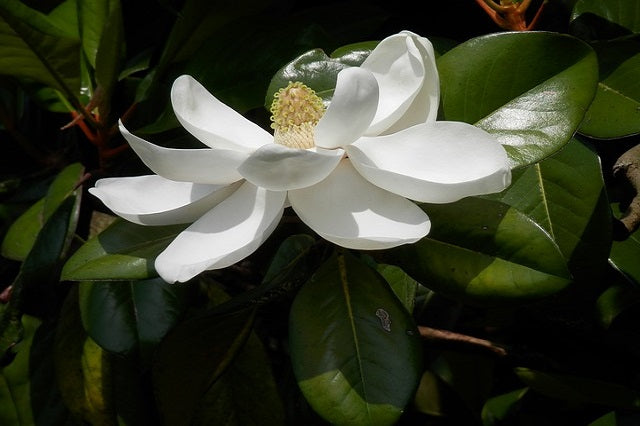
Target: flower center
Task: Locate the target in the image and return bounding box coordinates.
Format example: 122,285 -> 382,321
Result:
270,81 -> 325,149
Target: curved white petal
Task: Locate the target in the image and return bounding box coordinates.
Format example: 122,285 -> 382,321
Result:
119,122 -> 246,184
238,144 -> 344,191
288,160 -> 430,250
361,32 -> 429,136
155,182 -> 286,283
379,31 -> 440,134
171,75 -> 272,152
89,175 -> 241,225
347,122 -> 512,203
314,67 -> 378,149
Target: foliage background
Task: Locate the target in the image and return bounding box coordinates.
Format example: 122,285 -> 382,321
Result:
1,0 -> 640,425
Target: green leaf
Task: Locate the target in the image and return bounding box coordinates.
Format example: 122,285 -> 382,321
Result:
152,306 -> 256,426
376,264 -> 418,313
265,45 -> 373,110
487,138 -> 612,283
578,38 -> 640,138
61,219 -> 187,281
2,162 -> 84,261
390,197 -> 571,306
289,250 -> 422,426
0,0 -> 81,102
54,288 -> 115,425
438,32 -> 598,168
481,388 -> 528,426
595,281 -> 640,328
77,278 -> 190,361
515,367 -> 640,409
571,0 -> 640,39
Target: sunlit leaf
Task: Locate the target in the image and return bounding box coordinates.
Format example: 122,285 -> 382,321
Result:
289,250 -> 422,425
390,197 -> 571,306
0,0 -> 81,101
487,138 -> 612,284
578,38 -> 640,139
438,32 -> 598,168
61,219 -> 187,281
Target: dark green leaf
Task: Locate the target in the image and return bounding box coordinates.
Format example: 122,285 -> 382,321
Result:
595,282 -> 640,328
0,0 -> 81,102
515,367 -> 640,409
77,278 -> 190,360
487,138 -> 612,284
61,219 -> 187,281
190,333 -> 285,426
579,38 -> 640,138
571,0 -> 640,40
289,250 -> 422,425
609,202 -> 640,283
152,305 -> 256,426
376,264 -> 418,313
438,32 -> 598,168
481,388 -> 528,426
390,197 -> 571,306
1,162 -> 84,261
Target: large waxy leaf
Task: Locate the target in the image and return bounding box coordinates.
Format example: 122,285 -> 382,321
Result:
609,203 -> 640,283
289,250 -> 422,426
390,197 -> 571,306
152,306 -> 257,426
488,138 -> 612,284
61,219 -> 187,281
0,0 -> 80,101
578,38 -> 640,139
438,32 -> 598,168
78,278 -> 190,361
571,0 -> 640,40
2,162 -> 84,261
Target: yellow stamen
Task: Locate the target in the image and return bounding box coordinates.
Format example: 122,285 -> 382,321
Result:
270,82 -> 325,149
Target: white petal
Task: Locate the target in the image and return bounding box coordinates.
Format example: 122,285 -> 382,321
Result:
347,122 -> 512,203
171,75 -> 272,152
288,160 -> 430,250
238,144 -> 344,190
379,31 -> 440,134
361,32 -> 430,135
89,175 -> 241,225
119,122 -> 246,184
314,67 -> 378,149
155,182 -> 286,283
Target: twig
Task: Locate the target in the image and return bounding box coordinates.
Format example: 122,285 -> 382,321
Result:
418,325 -> 508,357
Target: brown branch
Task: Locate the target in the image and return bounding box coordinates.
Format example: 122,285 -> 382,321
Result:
418,326 -> 508,357
613,143 -> 640,234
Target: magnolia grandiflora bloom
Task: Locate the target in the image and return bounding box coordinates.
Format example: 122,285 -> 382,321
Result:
90,31 -> 511,284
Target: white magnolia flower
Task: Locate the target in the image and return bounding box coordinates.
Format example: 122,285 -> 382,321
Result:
90,31 -> 511,284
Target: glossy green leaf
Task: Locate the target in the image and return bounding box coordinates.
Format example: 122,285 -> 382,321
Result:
265,45 -> 373,109
595,282 -> 640,328
61,219 -> 187,281
579,38 -> 640,138
571,0 -> 640,40
488,138 -> 612,283
390,197 -> 571,305
190,333 -> 285,426
1,162 -> 84,261
0,0 -> 80,101
152,306 -> 256,426
515,367 -> 640,409
78,278 -> 190,360
78,0 -> 119,68
589,411 -> 640,425
438,32 -> 598,168
289,250 -> 422,426
376,264 -> 418,313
